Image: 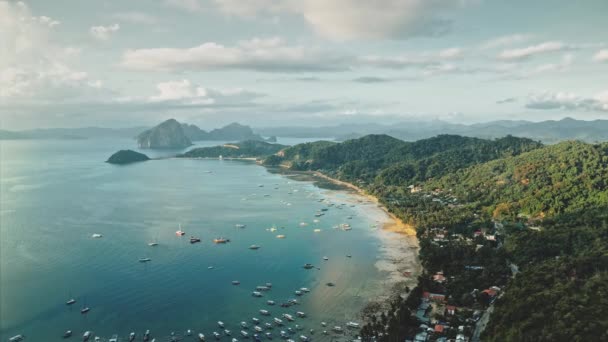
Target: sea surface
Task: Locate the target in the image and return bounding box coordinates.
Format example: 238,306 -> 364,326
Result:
1,138 -> 402,341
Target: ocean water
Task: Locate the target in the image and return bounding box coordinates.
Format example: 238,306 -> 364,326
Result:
1,138 -> 395,341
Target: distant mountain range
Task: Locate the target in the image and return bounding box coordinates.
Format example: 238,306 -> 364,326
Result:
256,117 -> 608,143
0,126 -> 147,140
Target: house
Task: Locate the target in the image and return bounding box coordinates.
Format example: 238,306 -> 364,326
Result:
456,333 -> 466,341
485,234 -> 497,241
423,291 -> 446,303
434,324 -> 446,334
482,288 -> 498,297
473,230 -> 483,237
446,305 -> 456,316
433,272 -> 446,283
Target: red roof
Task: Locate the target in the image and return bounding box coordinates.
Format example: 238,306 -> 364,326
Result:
434,325 -> 445,333
482,289 -> 498,297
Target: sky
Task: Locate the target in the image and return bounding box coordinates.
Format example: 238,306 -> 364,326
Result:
1,0 -> 608,130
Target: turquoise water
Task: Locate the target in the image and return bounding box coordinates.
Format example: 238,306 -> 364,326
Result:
1,138 -> 389,341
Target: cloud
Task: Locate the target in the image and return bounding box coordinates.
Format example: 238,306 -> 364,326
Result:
498,41 -> 568,61
526,91 -> 608,112
90,23 -> 120,41
496,97 -> 516,104
353,76 -> 394,83
112,12 -> 158,25
148,79 -> 263,105
121,37 -> 350,73
593,49 -> 608,63
479,34 -> 531,50
439,47 -> 463,59
164,0 -> 204,12
210,0 -> 470,41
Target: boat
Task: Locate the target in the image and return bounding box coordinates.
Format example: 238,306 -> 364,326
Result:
109,335 -> 118,342
273,318 -> 283,325
259,309 -> 270,316
235,224 -> 246,228
264,323 -> 272,330
288,299 -> 299,305
143,330 -> 151,341
232,339 -> 238,342
294,290 -> 302,296
218,321 -> 225,328
313,229 -> 321,233
254,326 -> 263,333
213,238 -> 229,244
198,333 -> 206,341
148,241 -> 158,246
252,291 -> 262,297
302,264 -> 314,269
213,332 -> 221,339
190,236 -> 201,244
265,283 -> 272,288
326,282 -> 335,287
323,256 -> 329,261
63,330 -> 73,338
129,332 -> 136,341
241,321 -> 248,328
346,255 -> 352,258
176,224 -> 185,236
265,332 -> 273,340
283,314 -> 294,321
66,298 -> 76,305
232,280 -> 240,285
269,227 -> 277,232
300,288 -> 310,293
275,235 -> 285,239
346,322 -> 360,328
252,317 -> 260,324
266,300 -> 275,306
256,286 -> 270,291
321,322 -> 327,327
83,331 -> 92,341
296,311 -> 306,318
80,306 -> 90,314
224,330 -> 231,336
280,331 -> 288,338
299,336 -> 309,341
139,257 -> 151,263
332,326 -> 343,333
91,233 -> 102,238
240,331 -> 248,338
249,245 -> 260,250
95,337 -> 101,342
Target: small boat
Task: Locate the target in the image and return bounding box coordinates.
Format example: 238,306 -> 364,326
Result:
63,330 -> 72,338
294,290 -> 302,296
80,306 -> 90,314
326,282 -> 335,287
302,264 -> 314,269
264,323 -> 272,330
346,322 -> 360,328
232,339 -> 238,342
296,312 -> 306,318
265,332 -> 272,340
235,224 -> 246,228
143,330 -> 151,341
213,238 -> 229,244
249,245 -> 260,250
95,337 -> 100,342
259,309 -> 270,316
252,317 -> 260,324
83,331 -> 92,341
273,318 -> 283,325
109,335 -> 118,342
91,233 -> 102,238
254,326 -> 263,333
208,266 -> 214,269
287,328 -> 294,334
240,330 -> 249,338
224,330 -> 231,336
332,326 -> 343,333
218,321 -> 225,328
256,286 -> 270,291
148,241 -> 158,246
321,322 -> 327,327
213,332 -> 221,339
176,224 -> 185,236
9,336 -> 25,342
232,281 -> 240,285
241,322 -> 248,328
190,237 -> 201,244
288,299 -> 299,305
129,332 -> 136,341
313,229 -> 321,233
252,291 -> 262,297
198,333 -> 206,341
323,256 -> 329,261
139,257 -> 151,263
299,336 -> 309,341
266,300 -> 275,306
283,314 -> 294,321
280,331 -> 288,338
300,288 -> 310,293
346,255 -> 352,258
66,298 -> 76,305
276,235 -> 285,239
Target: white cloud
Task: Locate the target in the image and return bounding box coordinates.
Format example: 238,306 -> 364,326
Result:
210,0 -> 469,40
112,12 -> 158,25
439,47 -> 463,59
480,34 -> 531,50
32,15 -> 61,28
592,49 -> 608,63
121,37 -> 349,72
90,23 -> 120,41
526,90 -> 608,112
498,41 -> 567,60
165,0 -> 203,12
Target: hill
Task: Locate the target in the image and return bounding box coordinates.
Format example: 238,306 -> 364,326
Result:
178,140 -> 287,159
137,119 -> 192,149
106,150 -> 150,165
181,122 -> 266,141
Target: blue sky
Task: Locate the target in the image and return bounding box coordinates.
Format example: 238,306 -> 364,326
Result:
1,0 -> 607,129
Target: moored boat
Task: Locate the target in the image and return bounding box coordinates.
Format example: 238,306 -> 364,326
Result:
249,245 -> 260,250
190,236 -> 201,244
176,224 -> 185,236
83,331 -> 91,341
63,330 -> 72,338
302,264 -> 314,269
259,309 -> 270,316
232,281 -> 240,285
139,257 -> 151,263
198,333 -> 206,341
213,332 -> 221,339
213,237 -> 229,244
252,291 -> 262,297
129,332 -> 135,341
296,311 -> 306,318
143,330 -> 151,341
218,321 -> 225,328
266,300 -> 275,306
346,321 -> 360,328
66,298 -> 76,305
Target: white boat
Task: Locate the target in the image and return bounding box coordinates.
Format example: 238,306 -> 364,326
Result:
232,281 -> 240,285
252,317 -> 260,324
283,314 -> 294,321
143,330 -> 151,341
296,312 -> 306,318
66,298 -> 76,305
224,330 -> 231,336
265,332 -> 273,339
294,290 -> 302,296
9,336 -> 25,342
129,332 -> 136,341
276,235 -> 285,239
264,323 -> 273,329
232,339 -> 238,342
91,233 -> 103,238
249,245 -> 261,250
64,330 -> 73,338
83,331 -> 92,341
267,300 -> 275,306
241,322 -> 248,328
252,291 -> 262,297
321,322 -> 327,327
346,322 -> 360,328
300,288 -> 310,293
273,318 -> 283,325
259,309 -> 270,316
254,326 -> 263,333
265,283 -> 272,288
176,224 -> 185,236
240,330 -> 249,338
256,286 -> 270,291
218,321 -> 225,328
139,257 -> 151,263
198,333 -> 206,341
235,224 -> 246,228
299,336 -> 309,341
213,332 -> 221,339
332,326 -> 343,333
109,335 -> 118,342
313,229 -> 321,233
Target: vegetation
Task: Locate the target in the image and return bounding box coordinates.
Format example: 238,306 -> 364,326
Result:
179,140 -> 287,159
106,150 -> 150,164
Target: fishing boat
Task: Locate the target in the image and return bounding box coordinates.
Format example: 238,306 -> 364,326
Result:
266,300 -> 275,306
259,309 -> 270,316
213,238 -> 229,244
296,312 -> 306,318
139,257 -> 151,263
66,298 -> 76,305
252,291 -> 262,297
91,233 -> 102,238
190,236 -> 201,244
218,321 -> 225,328
63,330 -> 72,338
198,333 -> 206,341
249,245 -> 260,250
346,322 -> 360,328
83,331 -> 91,341
129,332 -> 136,341
302,264 -> 314,269
176,224 -> 185,236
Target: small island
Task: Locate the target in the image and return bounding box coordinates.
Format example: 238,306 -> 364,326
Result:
106,150 -> 150,165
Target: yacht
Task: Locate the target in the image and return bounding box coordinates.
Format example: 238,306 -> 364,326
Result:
323,256 -> 329,261
252,317 -> 260,324
176,224 -> 185,236
264,323 -> 273,330
299,336 -> 309,341
320,322 -> 327,327
294,290 -> 303,296
333,326 -> 344,333
256,286 -> 270,291
139,257 -> 151,263
280,331 -> 288,338
80,306 -> 90,314
346,322 -> 360,328
63,330 -> 72,338
232,339 -> 238,342
249,245 -> 261,250
265,332 -> 272,340
129,332 -> 136,341
148,241 -> 158,246
276,235 -> 285,239
218,321 -> 225,328
254,326 -> 263,333
190,236 -> 201,244
91,233 -> 102,238
224,330 -> 231,336
265,282 -> 273,288
259,309 -> 270,316
252,291 -> 263,297
83,331 -> 92,341
313,229 -> 321,233
198,333 -> 206,341
66,298 -> 76,305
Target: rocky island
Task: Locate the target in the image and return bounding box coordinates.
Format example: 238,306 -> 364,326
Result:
106,150 -> 150,164
137,118 -> 192,149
